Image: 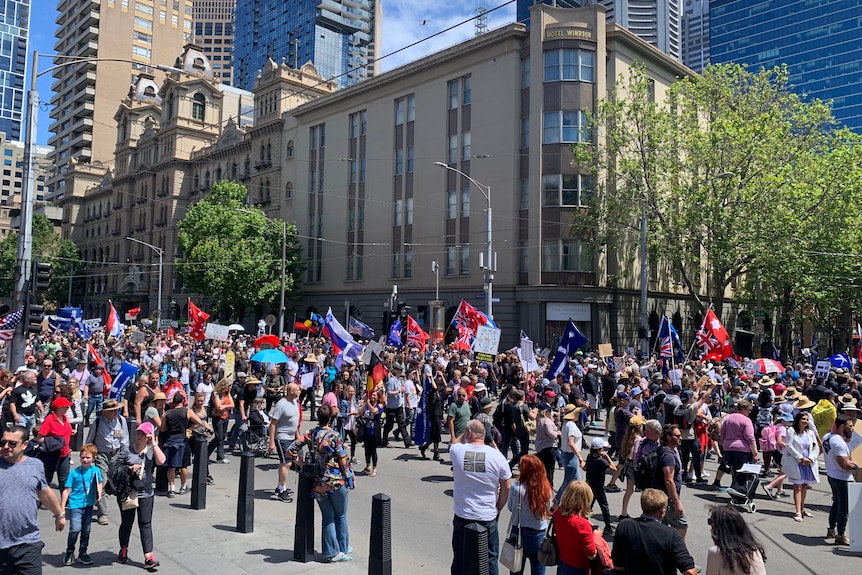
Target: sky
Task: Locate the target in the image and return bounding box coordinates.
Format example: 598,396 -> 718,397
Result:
29,0 -> 518,147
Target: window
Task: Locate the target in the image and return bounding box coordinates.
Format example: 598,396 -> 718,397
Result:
359,159 -> 366,182
393,199 -> 403,226
406,146 -> 414,173
462,76 -> 471,106
349,160 -> 357,183
520,117 -> 530,148
461,187 -> 470,218
394,149 -> 403,175
286,140 -> 294,158
460,246 -> 470,275
191,93 -> 205,121
519,178 -> 529,210
135,1 -> 153,15
310,126 -> 318,150
360,110 -> 367,135
446,246 -> 457,275
543,110 -> 589,144
542,239 -> 593,272
448,135 -> 458,164
448,80 -> 459,110
543,49 -> 595,82
405,248 -> 413,278
462,131 -> 471,161
447,190 -> 457,220
135,16 -> 153,30
543,174 -> 593,206
285,182 -> 293,199
406,197 -> 414,225
392,252 -> 401,278
395,98 -> 404,125
521,56 -> 530,88
349,112 -> 358,138
132,46 -> 152,59
519,241 -> 528,273
407,94 -> 415,122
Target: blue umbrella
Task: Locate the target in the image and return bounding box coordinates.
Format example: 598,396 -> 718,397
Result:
828,353 -> 851,369
251,349 -> 289,364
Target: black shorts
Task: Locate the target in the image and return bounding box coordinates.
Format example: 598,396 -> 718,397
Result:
275,439 -> 295,465
0,541 -> 44,575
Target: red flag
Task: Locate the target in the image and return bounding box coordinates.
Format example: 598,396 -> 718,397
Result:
406,316 -> 429,353
88,343 -> 113,396
188,298 -> 210,341
127,307 -> 141,318
294,320 -> 319,335
452,299 -> 489,336
454,324 -> 473,351
698,309 -> 733,360
167,327 -> 176,338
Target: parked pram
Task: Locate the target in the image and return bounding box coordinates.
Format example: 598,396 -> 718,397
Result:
726,463 -> 762,513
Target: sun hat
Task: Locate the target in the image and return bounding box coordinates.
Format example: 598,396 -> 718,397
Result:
629,415 -> 646,427
153,392 -> 167,401
631,386 -> 643,396
101,399 -> 120,411
473,382 -> 487,392
778,412 -> 794,422
480,395 -> 493,408
794,395 -> 815,410
562,404 -> 583,421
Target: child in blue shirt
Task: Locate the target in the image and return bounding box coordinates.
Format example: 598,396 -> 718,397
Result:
60,443 -> 104,566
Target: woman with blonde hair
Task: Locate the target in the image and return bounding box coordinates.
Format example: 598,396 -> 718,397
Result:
553,480 -> 597,575
616,416 -> 645,520
208,378 -> 234,463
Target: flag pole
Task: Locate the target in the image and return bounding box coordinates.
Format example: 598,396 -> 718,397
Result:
685,303 -> 714,362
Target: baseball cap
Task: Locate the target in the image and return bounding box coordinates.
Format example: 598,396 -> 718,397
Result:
680,390 -> 694,401
590,437 -> 609,450
538,402 -> 553,411
616,391 -> 630,400
630,386 -> 643,396
136,422 -> 155,435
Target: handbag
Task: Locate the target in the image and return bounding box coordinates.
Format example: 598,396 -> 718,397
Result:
537,513 -> 559,566
121,494 -> 139,510
499,488 -> 524,571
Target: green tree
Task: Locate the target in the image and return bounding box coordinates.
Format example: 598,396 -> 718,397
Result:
577,63 -> 843,319
176,181 -> 303,321
0,213 -> 85,308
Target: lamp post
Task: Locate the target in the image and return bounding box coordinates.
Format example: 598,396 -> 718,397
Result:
434,161 -> 494,320
238,208 -> 286,337
126,237 -> 163,330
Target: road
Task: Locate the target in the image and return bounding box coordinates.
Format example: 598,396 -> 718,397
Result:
37,425 -> 859,573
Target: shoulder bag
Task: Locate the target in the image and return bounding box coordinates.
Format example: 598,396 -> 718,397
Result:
499,487 -> 524,571
537,512 -> 559,566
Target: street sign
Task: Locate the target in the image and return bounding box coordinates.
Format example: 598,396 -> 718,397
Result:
473,295 -> 501,303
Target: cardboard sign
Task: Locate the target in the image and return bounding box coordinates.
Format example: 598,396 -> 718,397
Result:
520,336 -> 536,368
597,343 -> 614,358
669,369 -> 682,388
517,346 -> 540,374
300,371 -> 316,390
130,330 -> 146,343
224,350 -> 235,382
82,318 -> 102,330
613,356 -> 625,372
204,323 -> 232,342
815,360 -> 832,381
362,340 -> 384,365
472,325 -> 501,362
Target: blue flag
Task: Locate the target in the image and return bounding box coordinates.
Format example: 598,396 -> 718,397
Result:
547,320 -> 588,378
413,373 -> 431,447
387,319 -> 403,348
828,353 -> 851,370
348,316 -> 375,339
310,312 -> 325,326
108,362 -> 140,403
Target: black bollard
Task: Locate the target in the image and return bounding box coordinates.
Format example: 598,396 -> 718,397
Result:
463,523 -> 489,575
191,435 -> 208,510
293,463 -> 316,562
369,493 -> 392,575
70,423 -> 84,451
155,465 -> 168,494
237,452 -> 255,533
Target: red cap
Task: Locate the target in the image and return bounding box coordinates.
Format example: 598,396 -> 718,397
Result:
52,397 -> 73,408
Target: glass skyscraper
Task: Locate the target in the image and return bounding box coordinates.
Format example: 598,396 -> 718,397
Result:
710,0 -> 862,132
517,0 -> 584,26
233,0 -> 378,91
0,0 -> 29,141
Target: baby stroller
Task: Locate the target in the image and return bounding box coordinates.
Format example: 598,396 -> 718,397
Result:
726,463 -> 762,513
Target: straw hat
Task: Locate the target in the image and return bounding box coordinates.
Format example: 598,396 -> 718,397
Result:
793,395 -> 815,410
562,404 -> 584,421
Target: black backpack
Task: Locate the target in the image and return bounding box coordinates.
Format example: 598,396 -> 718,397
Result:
633,446 -> 669,490
673,405 -> 692,430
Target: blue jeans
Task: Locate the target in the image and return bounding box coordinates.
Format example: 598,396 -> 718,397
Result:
317,485 -> 350,558
556,451 -> 582,502
452,514 -> 500,575
85,395 -> 103,424
66,507 -> 94,554
557,563 -> 588,575
509,525 -> 546,575
227,410 -> 246,449
18,413 -> 36,434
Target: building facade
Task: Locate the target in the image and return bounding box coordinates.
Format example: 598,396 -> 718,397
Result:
47,0 -> 195,201
0,131 -> 52,239
232,0 -> 381,91
192,0 -> 235,85
0,0 -> 29,141
681,0 -> 708,72
710,0 -> 862,132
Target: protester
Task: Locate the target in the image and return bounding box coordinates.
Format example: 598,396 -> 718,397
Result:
85,398 -> 128,526
209,378 -> 234,463
823,413 -> 858,545
556,404 -> 585,503
360,388 -> 386,477
160,393 -> 204,497
60,444 -> 104,566
554,480 -> 597,575
269,383 -> 301,501
782,411 -> 820,522
762,412 -> 793,499
585,436 -> 617,534
705,504 -> 767,575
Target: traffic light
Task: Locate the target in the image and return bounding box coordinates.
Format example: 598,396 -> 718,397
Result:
26,300 -> 44,334
32,259 -> 52,293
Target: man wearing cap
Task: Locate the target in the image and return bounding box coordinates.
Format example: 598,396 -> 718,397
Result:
226,372 -> 249,451
584,363 -> 601,424
839,398 -> 859,426
382,363 -> 412,448
82,365 -> 107,426
234,375 -> 262,453
469,382 -> 488,418
85,398 -> 128,525
36,359 -> 61,409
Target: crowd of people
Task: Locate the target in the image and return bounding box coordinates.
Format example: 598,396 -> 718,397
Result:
0,327 -> 859,573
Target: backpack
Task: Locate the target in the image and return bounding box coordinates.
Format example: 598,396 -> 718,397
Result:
672,405 -> 692,430
760,424 -> 778,452
754,404 -> 774,435
492,401 -> 506,430
633,446 -> 668,490
304,428 -> 336,481
230,380 -> 244,403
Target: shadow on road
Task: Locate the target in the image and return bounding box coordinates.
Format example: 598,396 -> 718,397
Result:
247,547 -> 295,563
783,533 -> 831,547
421,475 -> 453,483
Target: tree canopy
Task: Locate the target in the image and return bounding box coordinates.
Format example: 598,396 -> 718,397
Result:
176,180 -> 304,321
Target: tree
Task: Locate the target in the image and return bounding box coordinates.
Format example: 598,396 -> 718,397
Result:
577,63 -> 844,319
176,181 -> 304,321
0,213 -> 84,308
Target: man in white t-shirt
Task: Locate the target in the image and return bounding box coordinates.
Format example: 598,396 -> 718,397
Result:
556,403 -> 585,502
268,383 -> 302,502
823,413 -> 859,546
449,420 -> 511,575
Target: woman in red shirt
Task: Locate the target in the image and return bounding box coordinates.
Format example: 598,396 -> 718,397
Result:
35,396 -> 74,493
554,480 -> 597,575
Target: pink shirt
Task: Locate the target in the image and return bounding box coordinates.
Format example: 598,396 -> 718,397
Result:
720,412 -> 756,452
322,392 -> 338,410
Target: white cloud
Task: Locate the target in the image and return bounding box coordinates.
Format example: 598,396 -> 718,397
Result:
379,0 -> 517,72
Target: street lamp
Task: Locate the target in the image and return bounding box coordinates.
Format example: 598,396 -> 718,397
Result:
238,208 -> 286,337
126,237 -> 164,330
434,161 -> 495,320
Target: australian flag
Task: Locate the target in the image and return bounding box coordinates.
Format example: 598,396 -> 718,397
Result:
348,317 -> 375,339
387,319 -> 403,348
547,320 -> 588,378
657,316 -> 684,364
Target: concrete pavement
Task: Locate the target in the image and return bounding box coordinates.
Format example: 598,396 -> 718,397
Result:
37,425 -> 860,574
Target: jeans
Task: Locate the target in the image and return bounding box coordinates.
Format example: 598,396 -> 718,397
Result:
510,430 -> 529,466
227,409 -> 244,448
501,428 -> 520,462
828,476 -> 850,535
119,495 -> 155,555
679,438 -> 702,480
85,395 -> 104,424
208,417 -> 229,460
452,514 -> 500,575
66,507 -> 94,554
18,413 -> 36,435
317,485 -> 350,558
556,451 -> 582,502
509,525 -> 546,575
557,563 -> 588,575
403,407 -> 416,437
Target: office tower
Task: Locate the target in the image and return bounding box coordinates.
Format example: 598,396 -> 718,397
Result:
0,0 -> 29,141
47,0 -> 195,200
192,0 -> 235,85
711,0 -> 862,132
518,1 -> 683,62
681,0 -> 708,72
233,0 -> 379,91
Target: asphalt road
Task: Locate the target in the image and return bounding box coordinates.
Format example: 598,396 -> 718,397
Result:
37,424 -> 860,574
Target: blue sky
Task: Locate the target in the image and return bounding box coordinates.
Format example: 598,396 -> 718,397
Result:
30,0 -> 517,146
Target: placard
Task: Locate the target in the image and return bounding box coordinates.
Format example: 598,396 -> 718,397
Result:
613,356 -> 625,372
517,346 -> 540,374
224,350 -> 235,382
669,368 -> 682,388
130,330 -> 146,343
815,360 -> 832,381
520,336 -> 536,368
362,340 -> 384,365
472,325 -> 501,362
300,371 -> 316,390
205,323 -> 232,342
597,343 -> 613,358
82,318 -> 102,330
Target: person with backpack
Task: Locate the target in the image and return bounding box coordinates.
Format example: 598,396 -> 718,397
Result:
673,387 -> 711,485
85,399 -> 128,526
656,424 -> 688,539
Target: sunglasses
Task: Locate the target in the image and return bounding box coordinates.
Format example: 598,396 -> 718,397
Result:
0,439 -> 20,448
